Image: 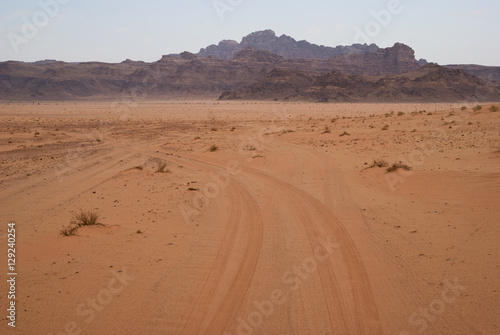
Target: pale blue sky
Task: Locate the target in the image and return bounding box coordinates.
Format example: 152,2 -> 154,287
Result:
0,0 -> 499,65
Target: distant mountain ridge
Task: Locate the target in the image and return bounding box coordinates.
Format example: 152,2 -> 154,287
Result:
219,64 -> 500,102
1,29 -> 499,102
196,29 -> 381,60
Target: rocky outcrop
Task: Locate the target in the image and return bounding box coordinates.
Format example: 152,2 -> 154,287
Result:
1,31 -> 498,102
197,29 -> 379,60
220,64 -> 500,102
445,65 -> 500,84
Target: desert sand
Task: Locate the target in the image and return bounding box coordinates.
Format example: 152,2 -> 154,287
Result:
0,101 -> 499,335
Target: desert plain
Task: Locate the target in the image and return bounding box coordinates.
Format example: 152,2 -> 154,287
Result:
0,100 -> 499,335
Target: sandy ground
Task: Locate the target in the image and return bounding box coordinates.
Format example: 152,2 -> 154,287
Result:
0,101 -> 499,335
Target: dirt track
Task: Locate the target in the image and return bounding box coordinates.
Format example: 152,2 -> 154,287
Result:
0,101 -> 499,334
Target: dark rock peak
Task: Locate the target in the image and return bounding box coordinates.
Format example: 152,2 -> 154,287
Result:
180,51 -> 198,60
232,47 -> 285,63
197,29 -> 380,60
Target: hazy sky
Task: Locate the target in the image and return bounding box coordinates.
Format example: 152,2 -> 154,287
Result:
0,0 -> 499,65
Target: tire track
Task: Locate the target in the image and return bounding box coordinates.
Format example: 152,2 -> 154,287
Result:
122,142 -> 264,335
185,152 -> 383,334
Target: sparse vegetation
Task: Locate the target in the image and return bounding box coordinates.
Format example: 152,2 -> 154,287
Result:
60,224 -> 79,236
366,159 -> 389,169
209,144 -> 219,152
156,160 -> 169,173
194,136 -> 201,140
211,127 -> 218,131
472,105 -> 482,112
397,111 -> 405,116
61,210 -> 102,236
382,125 -> 389,131
322,126 -> 331,134
373,159 -> 389,168
461,106 -> 467,111
73,210 -> 101,226
339,131 -> 350,137
386,162 -> 412,173
489,105 -> 499,112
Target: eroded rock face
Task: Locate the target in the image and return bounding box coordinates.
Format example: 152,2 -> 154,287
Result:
198,29 -> 379,60
2,30 -> 499,102
219,64 -> 500,102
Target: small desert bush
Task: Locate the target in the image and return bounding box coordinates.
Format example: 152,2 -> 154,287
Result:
386,162 -> 412,173
339,131 -> 350,137
60,224 -> 79,236
322,126 -> 331,134
472,105 -> 482,112
461,106 -> 467,111
372,159 -> 389,168
210,144 -> 219,152
490,105 -> 499,112
156,160 -> 169,173
382,125 -> 389,131
397,111 -> 405,116
73,210 -> 101,226
61,210 -> 102,236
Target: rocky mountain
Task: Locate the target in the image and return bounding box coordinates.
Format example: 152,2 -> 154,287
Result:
220,64 -> 500,102
0,43 -> 425,101
1,30 -> 499,102
445,65 -> 500,84
197,29 -> 380,60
